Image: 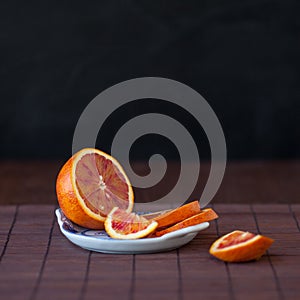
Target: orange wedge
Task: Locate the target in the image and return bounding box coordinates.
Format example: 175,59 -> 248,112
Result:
155,208 -> 218,237
56,148 -> 134,229
105,207 -> 158,239
153,200 -> 201,229
209,230 -> 274,262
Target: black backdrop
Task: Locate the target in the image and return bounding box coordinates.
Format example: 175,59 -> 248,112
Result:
1,0 -> 299,160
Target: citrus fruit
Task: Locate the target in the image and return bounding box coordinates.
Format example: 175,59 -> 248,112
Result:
155,208 -> 218,237
153,200 -> 201,229
56,148 -> 134,229
105,207 -> 158,239
209,230 -> 274,262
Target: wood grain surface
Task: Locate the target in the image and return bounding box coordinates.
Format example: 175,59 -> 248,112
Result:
0,204 -> 299,300
0,160 -> 299,205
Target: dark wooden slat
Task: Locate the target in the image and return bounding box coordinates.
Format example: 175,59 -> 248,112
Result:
266,233 -> 300,256
0,160 -> 62,205
213,204 -> 252,213
1,204 -> 300,300
179,215 -> 231,300
1,160 -> 300,205
34,223 -> 90,300
10,205 -> 55,235
0,205 -> 18,261
215,216 -> 235,300
290,204 -> 300,213
252,204 -> 291,213
212,161 -> 300,204
228,259 -> 280,300
180,258 -> 232,300
133,252 -> 179,300
278,205 -> 300,299
0,205 -> 54,300
79,251 -> 91,300
30,214 -> 56,300
130,254 -> 135,300
0,205 -> 18,234
176,249 -> 183,300
213,204 -> 257,236
290,205 -> 300,233
83,253 -> 133,300
84,280 -> 134,300
217,205 -> 280,300
251,205 -> 285,300
251,211 -> 299,234
179,233 -> 216,257
275,277 -> 300,300
229,278 -> 281,300
216,212 -> 258,235
267,255 -> 300,300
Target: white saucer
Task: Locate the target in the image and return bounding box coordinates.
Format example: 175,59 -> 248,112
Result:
55,209 -> 209,254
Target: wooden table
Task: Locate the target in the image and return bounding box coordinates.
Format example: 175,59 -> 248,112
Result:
1,204 -> 300,300
0,160 -> 300,205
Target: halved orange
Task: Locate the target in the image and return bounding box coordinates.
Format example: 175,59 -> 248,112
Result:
209,230 -> 274,262
105,207 -> 158,239
56,148 -> 134,229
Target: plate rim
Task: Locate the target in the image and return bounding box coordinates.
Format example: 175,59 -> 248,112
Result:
55,208 -> 210,253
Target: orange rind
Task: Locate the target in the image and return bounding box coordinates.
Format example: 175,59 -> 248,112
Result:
56,148 -> 134,229
209,230 -> 274,262
105,207 -> 158,239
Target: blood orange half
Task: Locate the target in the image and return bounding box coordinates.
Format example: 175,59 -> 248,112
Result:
209,230 -> 274,262
105,207 -> 158,239
56,148 -> 134,229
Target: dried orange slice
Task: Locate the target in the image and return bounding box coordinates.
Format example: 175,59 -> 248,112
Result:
56,148 -> 134,229
209,230 -> 274,262
105,207 -> 158,239
155,208 -> 218,237
153,200 -> 201,229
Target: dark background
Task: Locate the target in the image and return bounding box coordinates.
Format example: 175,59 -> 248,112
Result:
1,0 -> 299,161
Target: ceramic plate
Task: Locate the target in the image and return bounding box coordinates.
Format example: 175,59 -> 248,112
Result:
55,209 -> 209,254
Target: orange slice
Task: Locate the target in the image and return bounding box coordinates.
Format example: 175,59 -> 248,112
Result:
153,200 -> 201,229
155,208 -> 218,237
209,230 -> 274,262
105,207 -> 158,239
56,148 -> 134,229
